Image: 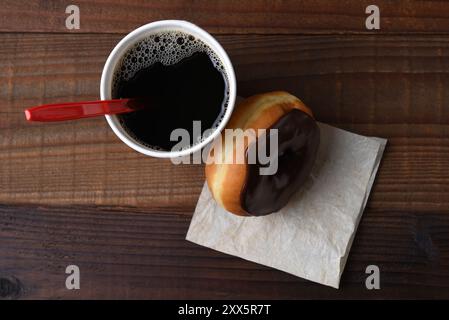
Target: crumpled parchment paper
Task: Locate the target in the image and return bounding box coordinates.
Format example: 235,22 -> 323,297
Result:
186,123 -> 387,288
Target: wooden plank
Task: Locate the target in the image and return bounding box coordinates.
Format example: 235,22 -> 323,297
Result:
1,33 -> 449,212
2,0 -> 449,34
0,204 -> 448,299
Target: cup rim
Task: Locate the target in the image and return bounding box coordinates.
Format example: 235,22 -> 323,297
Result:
100,20 -> 236,158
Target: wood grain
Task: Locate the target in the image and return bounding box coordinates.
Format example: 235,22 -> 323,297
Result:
1,28 -> 449,297
1,33 -> 449,212
0,204 -> 448,299
2,0 -> 449,34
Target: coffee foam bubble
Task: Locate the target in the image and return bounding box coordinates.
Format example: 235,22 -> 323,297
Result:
112,31 -> 230,150
113,31 -> 228,96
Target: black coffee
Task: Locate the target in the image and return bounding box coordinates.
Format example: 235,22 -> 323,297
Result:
113,31 -> 229,151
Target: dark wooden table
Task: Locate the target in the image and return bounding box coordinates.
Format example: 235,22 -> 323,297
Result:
1,0 -> 449,299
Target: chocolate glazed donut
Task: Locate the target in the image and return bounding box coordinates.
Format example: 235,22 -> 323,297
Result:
205,91 -> 320,217
242,109 -> 320,215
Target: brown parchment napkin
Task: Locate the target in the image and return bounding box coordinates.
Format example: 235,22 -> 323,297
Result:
186,123 -> 387,288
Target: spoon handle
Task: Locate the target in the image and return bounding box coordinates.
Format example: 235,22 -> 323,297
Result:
24,99 -> 137,122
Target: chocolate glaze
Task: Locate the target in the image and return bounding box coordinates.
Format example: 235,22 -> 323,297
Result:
241,109 -> 320,216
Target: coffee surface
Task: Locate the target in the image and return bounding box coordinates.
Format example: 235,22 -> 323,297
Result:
113,31 -> 229,151
241,109 -> 320,216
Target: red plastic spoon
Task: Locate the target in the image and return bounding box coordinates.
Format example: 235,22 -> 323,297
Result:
24,99 -> 142,122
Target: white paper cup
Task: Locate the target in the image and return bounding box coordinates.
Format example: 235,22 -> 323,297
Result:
100,20 -> 236,158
